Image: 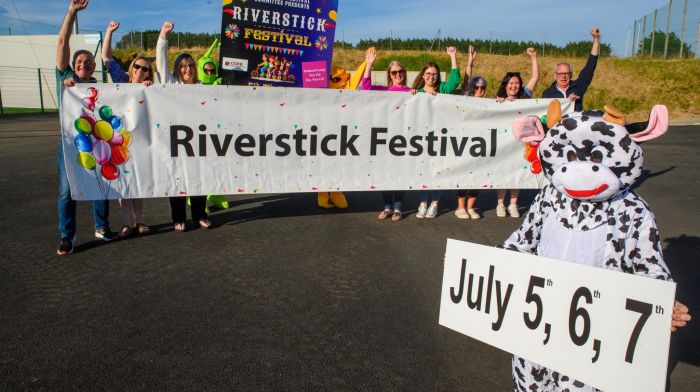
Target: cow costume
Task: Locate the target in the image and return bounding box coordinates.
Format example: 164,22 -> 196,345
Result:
503,101 -> 672,391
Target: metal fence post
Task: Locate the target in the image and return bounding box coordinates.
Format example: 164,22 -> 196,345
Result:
37,68 -> 44,113
632,20 -> 638,56
679,0 -> 688,58
663,0 -> 673,59
641,14 -> 647,57
650,10 -> 657,58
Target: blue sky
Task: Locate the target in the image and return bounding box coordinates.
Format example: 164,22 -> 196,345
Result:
0,0 -> 680,56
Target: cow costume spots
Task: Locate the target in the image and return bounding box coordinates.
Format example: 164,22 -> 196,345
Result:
504,102 -> 671,392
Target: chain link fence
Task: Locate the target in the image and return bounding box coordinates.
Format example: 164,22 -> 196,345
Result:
0,66 -> 109,114
629,0 -> 700,58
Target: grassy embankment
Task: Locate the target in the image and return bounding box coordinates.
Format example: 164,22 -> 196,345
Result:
114,47 -> 700,123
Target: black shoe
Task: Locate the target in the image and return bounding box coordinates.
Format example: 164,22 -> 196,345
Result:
57,236 -> 75,255
94,228 -> 117,242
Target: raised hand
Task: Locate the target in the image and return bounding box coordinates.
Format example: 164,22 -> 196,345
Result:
590,28 -> 601,39
107,21 -> 120,33
365,47 -> 377,65
468,45 -> 477,61
526,47 -> 537,57
161,21 -> 174,37
69,0 -> 89,12
446,46 -> 457,57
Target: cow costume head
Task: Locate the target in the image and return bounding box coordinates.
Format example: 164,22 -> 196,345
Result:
512,101 -> 669,202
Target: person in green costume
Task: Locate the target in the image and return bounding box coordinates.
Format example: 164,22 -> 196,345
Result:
198,38 -> 223,85
199,38 -> 227,211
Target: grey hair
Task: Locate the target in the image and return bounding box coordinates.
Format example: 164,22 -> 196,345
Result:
554,62 -> 572,74
462,76 -> 487,96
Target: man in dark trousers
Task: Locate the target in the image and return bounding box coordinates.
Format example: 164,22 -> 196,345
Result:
56,0 -> 115,255
542,28 -> 600,112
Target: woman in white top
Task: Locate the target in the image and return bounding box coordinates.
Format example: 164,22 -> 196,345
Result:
157,21 -> 212,231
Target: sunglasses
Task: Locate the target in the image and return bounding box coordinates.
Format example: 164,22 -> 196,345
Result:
473,85 -> 486,90
132,63 -> 150,72
390,70 -> 405,76
204,68 -> 217,75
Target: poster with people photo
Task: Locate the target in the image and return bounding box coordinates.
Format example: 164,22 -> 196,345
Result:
219,0 -> 339,88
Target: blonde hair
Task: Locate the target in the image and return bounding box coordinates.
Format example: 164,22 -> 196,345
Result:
385,61 -> 407,87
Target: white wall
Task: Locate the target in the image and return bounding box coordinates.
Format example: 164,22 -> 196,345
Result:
0,34 -> 106,109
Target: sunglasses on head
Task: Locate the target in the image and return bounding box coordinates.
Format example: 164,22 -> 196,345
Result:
132,63 -> 150,72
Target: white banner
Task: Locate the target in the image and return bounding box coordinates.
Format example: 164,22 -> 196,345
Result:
60,84 -> 572,200
439,239 -> 676,392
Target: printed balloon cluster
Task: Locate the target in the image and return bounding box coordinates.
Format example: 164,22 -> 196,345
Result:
73,87 -> 132,181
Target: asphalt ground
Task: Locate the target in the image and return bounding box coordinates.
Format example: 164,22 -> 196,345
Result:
0,114 -> 698,391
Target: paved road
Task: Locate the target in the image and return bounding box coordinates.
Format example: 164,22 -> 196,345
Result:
1,114 -> 698,391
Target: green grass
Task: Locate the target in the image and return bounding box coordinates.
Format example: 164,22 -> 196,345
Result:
0,107 -> 58,115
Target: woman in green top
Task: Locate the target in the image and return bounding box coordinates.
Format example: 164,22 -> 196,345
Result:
411,47 -> 460,219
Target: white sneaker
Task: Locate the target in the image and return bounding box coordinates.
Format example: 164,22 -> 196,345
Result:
454,208 -> 469,219
496,204 -> 506,218
508,204 -> 520,218
467,208 -> 481,219
416,203 -> 428,219
425,203 -> 438,219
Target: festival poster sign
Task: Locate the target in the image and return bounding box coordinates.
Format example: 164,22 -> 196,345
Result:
219,0 -> 339,88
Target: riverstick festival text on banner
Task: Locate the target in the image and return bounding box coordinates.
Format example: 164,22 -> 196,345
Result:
439,239 -> 676,392
60,84 -> 572,200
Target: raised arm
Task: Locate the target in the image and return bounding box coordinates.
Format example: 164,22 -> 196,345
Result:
524,47 -> 539,94
447,46 -> 458,70
590,28 -> 600,56
363,47 -> 376,79
465,45 -> 476,82
156,21 -> 174,84
101,21 -> 119,63
57,0 -> 89,71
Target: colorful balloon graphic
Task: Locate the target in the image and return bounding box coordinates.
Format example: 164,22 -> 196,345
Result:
74,133 -> 93,152
109,115 -> 122,131
101,162 -> 119,180
120,130 -> 132,147
74,117 -> 92,134
81,97 -> 95,111
108,130 -> 124,146
98,105 -> 113,121
110,145 -> 130,165
94,120 -> 114,141
86,87 -> 98,100
92,140 -> 112,165
76,151 -> 96,170
80,113 -> 97,127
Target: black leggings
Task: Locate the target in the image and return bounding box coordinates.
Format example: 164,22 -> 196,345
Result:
169,196 -> 207,223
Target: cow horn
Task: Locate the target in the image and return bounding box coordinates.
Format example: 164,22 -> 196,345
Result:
603,104 -> 626,126
546,100 -> 562,129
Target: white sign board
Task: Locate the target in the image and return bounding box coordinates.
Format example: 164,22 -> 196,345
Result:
60,84 -> 571,200
439,239 -> 676,392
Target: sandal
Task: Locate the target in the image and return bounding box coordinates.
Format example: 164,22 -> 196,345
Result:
174,222 -> 186,232
198,219 -> 212,229
391,210 -> 402,222
134,223 -> 151,235
378,209 -> 392,220
119,225 -> 134,238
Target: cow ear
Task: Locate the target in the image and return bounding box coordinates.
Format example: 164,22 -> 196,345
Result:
628,105 -> 668,142
512,116 -> 545,142
546,100 -> 561,129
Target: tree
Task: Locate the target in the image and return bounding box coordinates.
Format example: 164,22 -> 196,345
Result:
637,30 -> 694,58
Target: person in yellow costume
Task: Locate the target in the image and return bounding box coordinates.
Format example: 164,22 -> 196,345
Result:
317,60 -> 366,208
